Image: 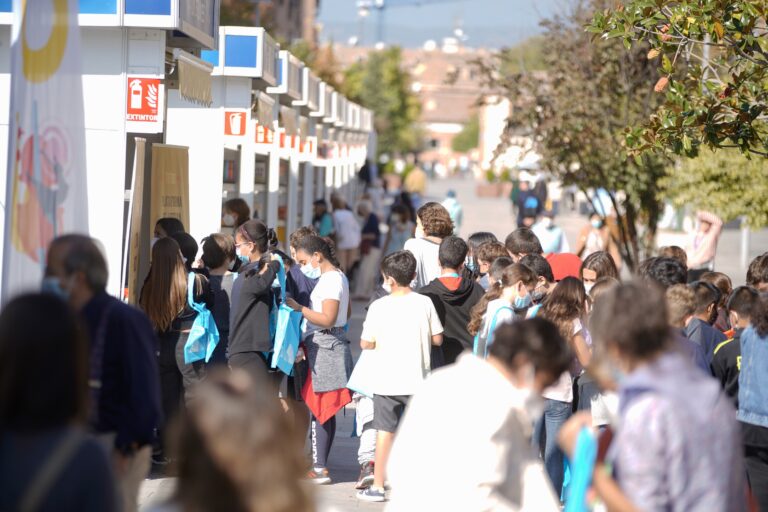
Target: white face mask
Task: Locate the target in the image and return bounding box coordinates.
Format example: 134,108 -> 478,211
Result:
382,280 -> 392,294
301,263 -> 321,279
584,282 -> 594,294
223,213 -> 236,227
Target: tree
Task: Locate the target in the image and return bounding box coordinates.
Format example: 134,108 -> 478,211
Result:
589,1 -> 768,158
663,149 -> 768,227
451,114 -> 480,153
474,0 -> 669,269
343,47 -> 422,158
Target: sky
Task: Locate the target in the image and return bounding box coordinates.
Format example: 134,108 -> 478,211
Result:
317,0 -> 566,49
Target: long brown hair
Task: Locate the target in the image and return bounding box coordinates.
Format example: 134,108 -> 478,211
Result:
468,263 -> 537,335
140,237 -> 188,332
539,276 -> 589,340
170,369 -> 314,512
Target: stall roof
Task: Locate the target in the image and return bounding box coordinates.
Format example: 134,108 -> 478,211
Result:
200,26 -> 278,87
0,0 -> 221,50
293,67 -> 320,114
267,51 -> 303,105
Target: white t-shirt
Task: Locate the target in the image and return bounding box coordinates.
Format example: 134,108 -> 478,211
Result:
304,270 -> 349,337
360,292 -> 443,396
387,354 -> 561,512
404,237 -> 441,289
333,210 -> 362,250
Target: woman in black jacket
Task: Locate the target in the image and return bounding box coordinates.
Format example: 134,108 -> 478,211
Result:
228,220 -> 281,381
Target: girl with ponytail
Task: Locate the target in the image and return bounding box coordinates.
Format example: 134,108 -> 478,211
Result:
468,263 -> 538,357
228,220 -> 282,380
285,235 -> 353,484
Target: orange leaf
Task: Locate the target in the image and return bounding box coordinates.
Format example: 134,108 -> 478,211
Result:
714,21 -> 724,40
647,48 -> 661,60
654,76 -> 669,93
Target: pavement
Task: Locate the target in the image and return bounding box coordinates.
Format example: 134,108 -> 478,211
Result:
139,175 -> 767,511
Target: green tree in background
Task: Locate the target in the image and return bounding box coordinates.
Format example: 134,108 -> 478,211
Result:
452,114 -> 479,153
474,0 -> 668,268
663,149 -> 768,227
343,47 -> 422,158
589,1 -> 768,158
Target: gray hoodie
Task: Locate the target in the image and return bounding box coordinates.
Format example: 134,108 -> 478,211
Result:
610,351 -> 745,512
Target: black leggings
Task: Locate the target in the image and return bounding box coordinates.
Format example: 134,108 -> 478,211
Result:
311,415 -> 336,469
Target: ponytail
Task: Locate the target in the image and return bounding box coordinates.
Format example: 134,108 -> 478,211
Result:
237,220 -> 277,254
467,263 -> 538,335
297,235 -> 341,269
468,281 -> 503,335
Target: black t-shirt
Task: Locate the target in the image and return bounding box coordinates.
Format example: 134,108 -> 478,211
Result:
207,273 -> 235,364
742,422 -> 768,449
710,330 -> 741,407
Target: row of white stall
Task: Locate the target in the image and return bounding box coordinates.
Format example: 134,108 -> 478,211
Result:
0,1 -> 376,297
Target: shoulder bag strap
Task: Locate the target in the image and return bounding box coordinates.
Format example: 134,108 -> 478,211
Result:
19,430 -> 85,512
187,273 -> 204,314
485,306 -> 514,357
89,301 -> 116,426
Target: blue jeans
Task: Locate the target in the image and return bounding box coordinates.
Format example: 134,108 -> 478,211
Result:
532,398 -> 572,498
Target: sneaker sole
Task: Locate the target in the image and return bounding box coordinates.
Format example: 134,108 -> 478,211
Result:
310,477 -> 332,485
355,475 -> 375,490
357,493 -> 386,503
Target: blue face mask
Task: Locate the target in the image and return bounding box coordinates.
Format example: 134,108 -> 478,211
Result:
301,263 -> 321,279
465,257 -> 476,273
41,276 -> 69,300
514,291 -> 533,309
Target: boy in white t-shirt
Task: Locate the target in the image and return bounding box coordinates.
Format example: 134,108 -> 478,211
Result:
357,250 -> 444,503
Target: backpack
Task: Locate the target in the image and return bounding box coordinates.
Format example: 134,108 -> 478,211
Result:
473,306 -> 514,358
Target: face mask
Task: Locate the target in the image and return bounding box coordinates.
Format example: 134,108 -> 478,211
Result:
465,257 -> 476,273
301,263 -> 321,279
382,281 -> 392,294
41,276 -> 69,300
584,282 -> 594,295
540,217 -> 553,228
514,291 -> 533,309
531,289 -> 546,304
591,219 -> 603,229
235,247 -> 250,265
223,214 -> 236,227
228,259 -> 237,271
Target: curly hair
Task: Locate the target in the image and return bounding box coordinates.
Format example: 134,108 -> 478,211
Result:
539,277 -> 588,341
476,241 -> 508,265
416,202 -> 454,238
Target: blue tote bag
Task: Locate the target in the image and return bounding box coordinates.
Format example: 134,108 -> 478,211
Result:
184,273 -> 220,364
271,257 -> 304,375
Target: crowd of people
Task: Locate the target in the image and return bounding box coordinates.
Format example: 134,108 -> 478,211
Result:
1,176 -> 767,512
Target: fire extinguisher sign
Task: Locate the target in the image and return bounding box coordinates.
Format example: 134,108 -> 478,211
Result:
127,77 -> 160,122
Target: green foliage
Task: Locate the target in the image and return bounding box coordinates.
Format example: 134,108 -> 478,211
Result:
451,114 -> 480,153
589,0 -> 768,158
474,0 -> 670,268
663,150 -> 768,227
220,0 -> 256,26
343,47 -> 422,157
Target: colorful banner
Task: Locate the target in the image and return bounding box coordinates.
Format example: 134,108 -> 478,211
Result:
2,0 -> 89,300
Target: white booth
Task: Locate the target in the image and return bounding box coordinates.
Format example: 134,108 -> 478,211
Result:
165,25 -> 279,244
0,0 -> 219,296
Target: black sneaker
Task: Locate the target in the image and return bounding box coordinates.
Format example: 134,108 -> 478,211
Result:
357,486 -> 386,502
355,461 -> 375,490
